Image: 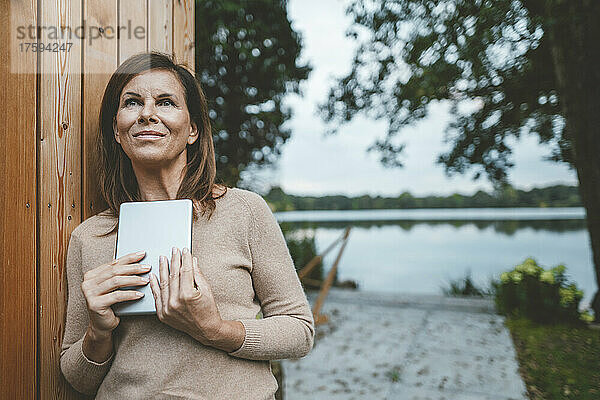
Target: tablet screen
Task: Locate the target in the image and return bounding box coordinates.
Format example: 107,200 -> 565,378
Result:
112,199 -> 193,316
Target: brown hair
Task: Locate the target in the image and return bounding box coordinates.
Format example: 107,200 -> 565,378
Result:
95,52 -> 227,236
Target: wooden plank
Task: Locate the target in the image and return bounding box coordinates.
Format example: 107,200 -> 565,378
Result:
173,0 -> 194,69
149,0 -> 173,54
83,0 -> 118,220
0,1 -> 197,397
38,0 -> 83,398
1,0 -> 37,398
118,0 -> 147,65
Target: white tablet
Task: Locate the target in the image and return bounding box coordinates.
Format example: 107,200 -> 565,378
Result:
112,199 -> 193,316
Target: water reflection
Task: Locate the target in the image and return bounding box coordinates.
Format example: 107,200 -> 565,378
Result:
281,218 -> 586,236
279,214 -> 595,309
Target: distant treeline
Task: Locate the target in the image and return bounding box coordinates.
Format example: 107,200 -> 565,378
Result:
264,184 -> 582,212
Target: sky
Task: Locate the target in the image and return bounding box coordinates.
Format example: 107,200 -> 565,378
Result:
240,0 -> 578,198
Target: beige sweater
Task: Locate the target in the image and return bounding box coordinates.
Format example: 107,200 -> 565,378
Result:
60,188 -> 315,399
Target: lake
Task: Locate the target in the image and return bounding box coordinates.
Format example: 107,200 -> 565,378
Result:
275,207 -> 597,309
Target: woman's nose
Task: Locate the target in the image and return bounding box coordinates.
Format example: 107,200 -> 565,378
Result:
138,103 -> 159,124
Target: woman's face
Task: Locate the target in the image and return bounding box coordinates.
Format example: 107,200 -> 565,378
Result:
114,69 -> 198,167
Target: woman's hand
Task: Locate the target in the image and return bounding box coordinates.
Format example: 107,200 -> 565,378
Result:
149,247 -> 224,345
81,251 -> 151,335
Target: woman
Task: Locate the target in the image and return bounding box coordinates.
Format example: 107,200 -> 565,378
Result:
59,52 -> 315,399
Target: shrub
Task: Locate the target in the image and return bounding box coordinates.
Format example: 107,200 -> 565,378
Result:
492,258 -> 589,324
279,224 -> 324,283
442,271 -> 490,297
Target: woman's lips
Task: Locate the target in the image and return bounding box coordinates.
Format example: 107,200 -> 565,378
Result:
135,134 -> 164,139
134,131 -> 166,140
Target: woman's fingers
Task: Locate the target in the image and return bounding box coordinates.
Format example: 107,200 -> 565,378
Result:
93,290 -> 145,309
180,248 -> 195,297
81,251 -> 147,335
169,247 -> 181,298
87,262 -> 149,282
83,251 -> 148,284
149,248 -> 199,318
93,274 -> 149,295
109,251 -> 146,268
149,273 -> 164,317
192,257 -> 206,292
159,254 -> 170,301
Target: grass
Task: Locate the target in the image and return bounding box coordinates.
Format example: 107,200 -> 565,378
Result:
441,272 -> 490,297
385,366 -> 401,383
506,317 -> 600,400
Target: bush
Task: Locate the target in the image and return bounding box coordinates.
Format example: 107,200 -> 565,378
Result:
442,271 -> 490,297
492,258 -> 592,324
279,224 -> 323,283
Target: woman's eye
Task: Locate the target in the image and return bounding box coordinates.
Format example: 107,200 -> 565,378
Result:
124,98 -> 140,107
159,99 -> 175,106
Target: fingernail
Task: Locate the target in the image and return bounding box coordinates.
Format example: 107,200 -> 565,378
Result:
183,247 -> 189,254
136,251 -> 145,255
141,277 -> 149,282
135,292 -> 144,297
142,264 -> 151,269
172,247 -> 177,255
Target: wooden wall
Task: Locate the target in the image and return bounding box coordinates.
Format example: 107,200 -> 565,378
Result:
1,1 -> 194,399
1,0 -> 38,399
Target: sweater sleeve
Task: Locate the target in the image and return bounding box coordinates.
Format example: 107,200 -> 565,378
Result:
228,192 -> 315,361
60,232 -> 113,395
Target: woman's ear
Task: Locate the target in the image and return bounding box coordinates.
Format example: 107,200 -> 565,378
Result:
187,122 -> 199,145
113,118 -> 121,144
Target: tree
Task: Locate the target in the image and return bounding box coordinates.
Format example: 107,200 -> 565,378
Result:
195,0 -> 310,186
322,0 -> 600,318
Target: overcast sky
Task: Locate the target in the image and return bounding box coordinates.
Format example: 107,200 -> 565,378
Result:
241,0 -> 578,197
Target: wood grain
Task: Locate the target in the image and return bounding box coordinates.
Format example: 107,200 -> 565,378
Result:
38,0 -> 82,398
2,0 -> 195,397
173,0 -> 195,70
83,0 -> 118,220
118,0 -> 148,65
149,0 -> 173,54
1,0 -> 37,399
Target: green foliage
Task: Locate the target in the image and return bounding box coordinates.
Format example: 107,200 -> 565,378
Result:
442,271 -> 489,297
265,186 -> 295,211
385,366 -> 402,383
195,0 -> 310,186
506,317 -> 600,400
493,258 -> 589,324
264,184 -> 581,211
279,223 -> 323,283
319,0 -> 600,319
322,0 -> 574,184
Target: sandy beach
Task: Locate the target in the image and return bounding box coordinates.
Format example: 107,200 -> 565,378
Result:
281,288 -> 528,400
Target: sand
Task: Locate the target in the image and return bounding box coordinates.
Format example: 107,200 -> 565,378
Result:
281,288 -> 527,400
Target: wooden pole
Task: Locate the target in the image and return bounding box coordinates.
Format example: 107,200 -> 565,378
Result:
298,228 -> 348,280
312,227 -> 351,325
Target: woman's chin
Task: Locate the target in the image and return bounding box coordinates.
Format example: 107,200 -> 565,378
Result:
129,153 -> 176,168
